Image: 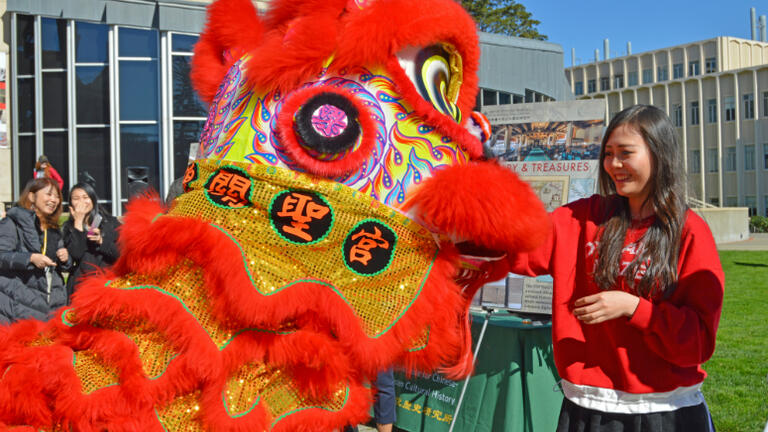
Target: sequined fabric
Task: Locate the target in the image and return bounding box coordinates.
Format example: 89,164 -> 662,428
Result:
172,159 -> 438,337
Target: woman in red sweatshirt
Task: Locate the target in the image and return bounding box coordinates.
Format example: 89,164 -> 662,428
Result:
504,104 -> 723,431
33,155 -> 64,191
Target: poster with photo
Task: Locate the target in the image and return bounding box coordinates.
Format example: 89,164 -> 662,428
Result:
474,100 -> 606,314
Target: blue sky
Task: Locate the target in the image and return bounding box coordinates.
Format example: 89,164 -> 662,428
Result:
522,1 -> 767,67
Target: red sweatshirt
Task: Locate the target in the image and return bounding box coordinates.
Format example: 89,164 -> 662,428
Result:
506,195 -> 724,402
34,166 -> 64,191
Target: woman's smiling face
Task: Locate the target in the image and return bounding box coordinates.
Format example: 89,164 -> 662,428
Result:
602,124 -> 655,216
29,185 -> 61,216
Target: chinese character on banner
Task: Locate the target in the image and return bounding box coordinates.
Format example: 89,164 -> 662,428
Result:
343,220 -> 396,275
269,190 -> 334,244
204,167 -> 253,208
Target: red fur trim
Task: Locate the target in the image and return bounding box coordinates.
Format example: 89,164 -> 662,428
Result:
194,0 -> 480,126
239,1 -> 346,96
404,161 -> 551,253
265,0 -> 347,29
191,0 -> 264,103
276,86 -> 378,177
0,192 -> 479,428
333,0 -> 480,126
269,382 -> 371,432
115,199 -> 470,377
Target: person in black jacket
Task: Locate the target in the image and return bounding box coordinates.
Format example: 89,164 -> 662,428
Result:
62,182 -> 120,298
0,177 -> 71,323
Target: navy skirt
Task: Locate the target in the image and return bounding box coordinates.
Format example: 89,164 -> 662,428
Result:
557,397 -> 716,432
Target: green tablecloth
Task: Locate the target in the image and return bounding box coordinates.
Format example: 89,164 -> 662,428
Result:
394,311 -> 563,432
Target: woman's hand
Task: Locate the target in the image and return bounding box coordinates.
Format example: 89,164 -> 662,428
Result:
86,227 -> 103,245
573,291 -> 640,324
56,247 -> 69,263
30,253 -> 56,269
69,201 -> 90,231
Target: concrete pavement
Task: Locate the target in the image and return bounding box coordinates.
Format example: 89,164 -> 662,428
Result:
717,233 -> 768,251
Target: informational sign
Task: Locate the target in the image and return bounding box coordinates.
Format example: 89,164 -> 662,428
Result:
475,100 -> 606,314
394,370 -> 461,429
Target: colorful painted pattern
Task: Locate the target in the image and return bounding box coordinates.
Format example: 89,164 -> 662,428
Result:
198,57 -> 470,208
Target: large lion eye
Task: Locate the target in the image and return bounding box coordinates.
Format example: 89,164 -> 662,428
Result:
397,43 -> 463,123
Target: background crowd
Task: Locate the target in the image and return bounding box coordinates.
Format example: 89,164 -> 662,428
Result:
0,156 -> 120,323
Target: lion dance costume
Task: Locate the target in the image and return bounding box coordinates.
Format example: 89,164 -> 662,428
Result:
0,0 -> 548,430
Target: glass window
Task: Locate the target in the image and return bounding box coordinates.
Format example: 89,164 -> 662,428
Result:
120,124 -> 160,200
118,27 -> 158,58
172,34 -> 198,53
41,18 -> 66,69
574,82 -> 583,95
724,96 -> 735,121
76,66 -> 110,124
43,132 -> 69,191
689,150 -> 701,173
763,91 -> 768,117
709,197 -> 719,206
657,65 -> 668,81
512,94 -> 523,104
498,92 -> 511,104
173,121 -> 205,178
725,196 -> 738,207
708,99 -> 717,123
18,78 -> 36,132
705,57 -> 716,73
600,77 -> 609,91
673,63 -> 683,79
587,79 -> 596,93
745,195 -> 757,216
42,72 -> 67,129
628,71 -> 638,86
119,60 -> 159,121
19,136 -> 36,190
75,22 -> 109,63
744,93 -> 755,119
764,143 -> 768,169
725,147 -> 736,171
642,68 -> 652,84
77,128 -> 112,202
673,104 -> 682,127
688,60 -> 700,76
745,144 -> 755,170
690,101 -> 699,125
706,148 -> 718,172
172,56 -> 207,117
613,74 -> 624,89
17,15 -> 35,75
482,89 -> 496,106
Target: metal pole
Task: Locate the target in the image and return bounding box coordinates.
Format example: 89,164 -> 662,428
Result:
448,308 -> 494,432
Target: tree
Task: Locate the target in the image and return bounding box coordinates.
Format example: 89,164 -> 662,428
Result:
459,0 -> 547,40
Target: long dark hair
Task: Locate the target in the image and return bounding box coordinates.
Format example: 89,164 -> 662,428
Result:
68,182 -> 106,227
17,177 -> 63,229
594,105 -> 687,298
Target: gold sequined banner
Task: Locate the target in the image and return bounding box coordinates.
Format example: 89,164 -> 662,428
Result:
170,160 -> 438,338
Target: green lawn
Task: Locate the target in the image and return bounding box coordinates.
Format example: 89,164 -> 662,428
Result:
704,251 -> 768,432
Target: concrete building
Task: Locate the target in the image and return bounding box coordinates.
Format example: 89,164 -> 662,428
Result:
1,0 -> 570,215
566,35 -> 768,216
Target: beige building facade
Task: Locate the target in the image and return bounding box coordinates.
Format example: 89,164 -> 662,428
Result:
566,37 -> 768,216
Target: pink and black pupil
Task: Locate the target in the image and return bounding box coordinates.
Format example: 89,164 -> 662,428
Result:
294,92 -> 360,156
